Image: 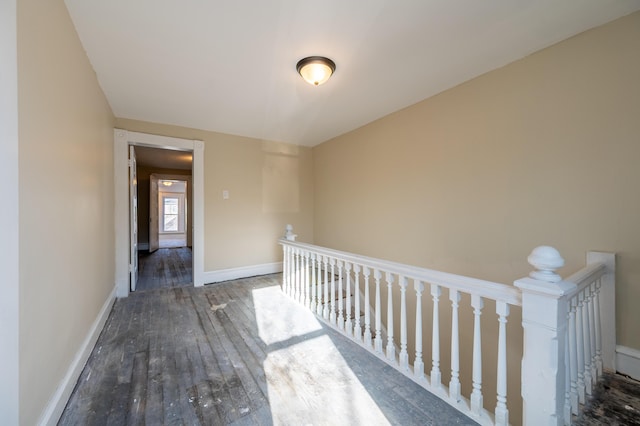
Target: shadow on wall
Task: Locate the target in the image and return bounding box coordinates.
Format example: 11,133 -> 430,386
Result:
262,141 -> 300,214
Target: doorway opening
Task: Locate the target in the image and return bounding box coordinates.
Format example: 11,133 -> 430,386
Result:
134,147 -> 192,291
114,129 -> 204,298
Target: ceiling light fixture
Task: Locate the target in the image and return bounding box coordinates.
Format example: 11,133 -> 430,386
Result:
296,56 -> 336,86
162,180 -> 173,187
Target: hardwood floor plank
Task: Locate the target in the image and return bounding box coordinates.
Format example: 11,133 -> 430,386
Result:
160,292 -> 183,426
127,350 -> 149,425
136,247 -> 192,291
576,372 -> 640,425
192,298 -> 254,423
144,298 -> 165,426
105,382 -> 130,426
173,347 -> 202,425
210,290 -> 270,397
205,301 -> 268,414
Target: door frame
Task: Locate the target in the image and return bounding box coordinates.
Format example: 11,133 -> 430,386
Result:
114,129 -> 205,297
129,145 -> 138,291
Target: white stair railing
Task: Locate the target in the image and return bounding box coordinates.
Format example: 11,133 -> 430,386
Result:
280,225 -> 615,426
565,252 -> 615,424
514,246 -> 615,426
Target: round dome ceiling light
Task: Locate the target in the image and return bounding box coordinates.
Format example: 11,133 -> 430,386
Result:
296,56 -> 336,86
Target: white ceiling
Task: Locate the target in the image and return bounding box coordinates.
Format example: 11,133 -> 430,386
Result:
65,0 -> 640,147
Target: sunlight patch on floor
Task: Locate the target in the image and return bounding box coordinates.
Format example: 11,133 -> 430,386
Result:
252,285 -> 391,425
252,285 -> 323,346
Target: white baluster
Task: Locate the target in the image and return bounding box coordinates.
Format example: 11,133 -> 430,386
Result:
414,280 -> 425,380
330,258 -> 336,324
283,225 -> 296,297
337,261 -> 344,330
582,289 -> 593,395
593,279 -> 603,377
345,262 -> 353,337
287,248 -> 292,297
495,301 -> 509,426
576,291 -> 586,403
431,284 -> 442,389
564,332 -> 572,426
449,289 -> 461,402
303,250 -> 310,308
385,272 -> 395,362
310,253 -> 317,313
588,283 -> 597,385
293,248 -> 299,301
299,249 -> 304,303
316,255 -> 323,316
363,267 -> 372,347
353,264 -> 362,340
289,246 -> 294,297
322,256 -> 330,319
286,247 -> 293,297
298,249 -> 304,303
470,294 -> 484,416
282,245 -> 288,292
297,249 -> 303,303
569,297 -> 579,414
374,269 -> 383,353
399,276 -> 409,371
296,249 -> 304,303
587,251 -> 616,373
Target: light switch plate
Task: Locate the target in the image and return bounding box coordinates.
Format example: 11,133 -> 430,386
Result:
222,190 -> 229,200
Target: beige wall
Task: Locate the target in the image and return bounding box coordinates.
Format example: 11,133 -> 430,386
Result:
17,0 -> 115,424
313,11 -> 640,423
116,119 -> 315,272
0,0 -> 19,422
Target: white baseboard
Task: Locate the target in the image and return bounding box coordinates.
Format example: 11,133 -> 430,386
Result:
616,345 -> 640,380
203,262 -> 282,285
38,286 -> 116,426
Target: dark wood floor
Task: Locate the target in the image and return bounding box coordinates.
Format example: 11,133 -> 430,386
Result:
136,247 -> 192,292
576,371 -> 640,425
60,274 -> 477,426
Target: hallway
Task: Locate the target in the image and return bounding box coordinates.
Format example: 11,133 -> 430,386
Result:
136,247 -> 192,292
59,274 -> 477,425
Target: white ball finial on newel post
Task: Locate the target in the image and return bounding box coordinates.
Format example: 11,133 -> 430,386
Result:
527,246 -> 565,283
284,224 -> 297,241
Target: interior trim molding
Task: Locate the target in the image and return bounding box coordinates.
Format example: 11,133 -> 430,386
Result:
616,345 -> 640,380
114,129 -> 205,297
38,286 -> 116,426
203,262 -> 283,285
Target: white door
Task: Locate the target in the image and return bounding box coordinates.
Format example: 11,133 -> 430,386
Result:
149,174 -> 160,253
129,146 -> 139,291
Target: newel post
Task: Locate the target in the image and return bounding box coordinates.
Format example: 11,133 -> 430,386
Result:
515,246 -> 576,426
284,224 -> 297,241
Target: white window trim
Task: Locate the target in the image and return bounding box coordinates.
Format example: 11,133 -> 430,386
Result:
160,192 -> 185,234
